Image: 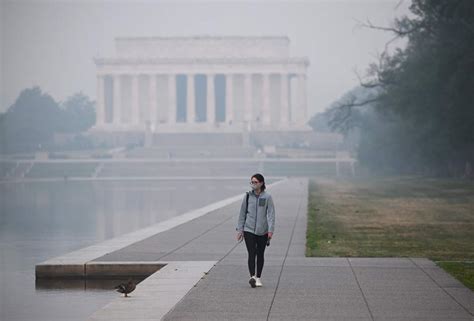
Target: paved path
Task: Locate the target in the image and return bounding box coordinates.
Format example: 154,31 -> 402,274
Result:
94,178 -> 473,321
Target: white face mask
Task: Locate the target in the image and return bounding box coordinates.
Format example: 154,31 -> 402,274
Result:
250,182 -> 262,190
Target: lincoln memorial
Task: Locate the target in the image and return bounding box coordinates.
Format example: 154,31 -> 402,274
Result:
93,36 -> 309,133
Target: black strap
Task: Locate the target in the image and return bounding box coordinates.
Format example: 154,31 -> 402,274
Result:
245,192 -> 250,214
243,192 -> 249,228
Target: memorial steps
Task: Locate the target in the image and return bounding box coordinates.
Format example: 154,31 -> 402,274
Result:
152,132 -> 243,146
1,131 -> 353,181
126,146 -> 257,159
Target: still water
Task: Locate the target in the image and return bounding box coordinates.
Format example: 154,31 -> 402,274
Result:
0,179 -> 250,321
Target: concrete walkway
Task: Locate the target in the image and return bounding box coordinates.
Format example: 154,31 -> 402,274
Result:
90,178 -> 473,321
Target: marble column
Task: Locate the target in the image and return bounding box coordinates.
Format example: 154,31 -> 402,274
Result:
262,73 -> 271,126
187,74 -> 195,123
168,74 -> 176,124
113,74 -> 121,125
96,75 -> 105,125
149,74 -> 157,126
225,74 -> 233,123
131,75 -> 139,125
298,74 -> 308,124
207,74 -> 215,124
289,75 -> 298,124
244,74 -> 252,122
280,73 -> 289,126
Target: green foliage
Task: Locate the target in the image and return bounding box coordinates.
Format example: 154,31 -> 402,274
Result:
0,87 -> 96,153
309,86 -> 379,134
307,111 -> 331,132
1,87 -> 63,152
328,0 -> 474,176
60,92 -> 96,133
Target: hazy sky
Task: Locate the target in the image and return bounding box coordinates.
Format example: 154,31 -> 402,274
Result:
1,0 -> 411,116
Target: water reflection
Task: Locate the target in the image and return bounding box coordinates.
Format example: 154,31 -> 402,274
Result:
0,179 -> 249,321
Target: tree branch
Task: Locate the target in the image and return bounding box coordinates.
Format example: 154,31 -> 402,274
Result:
337,96 -> 380,109
354,68 -> 382,89
394,0 -> 405,10
328,96 -> 380,133
359,18 -> 420,37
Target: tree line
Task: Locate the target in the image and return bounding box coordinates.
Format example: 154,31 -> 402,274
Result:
0,87 -> 95,153
311,0 -> 474,177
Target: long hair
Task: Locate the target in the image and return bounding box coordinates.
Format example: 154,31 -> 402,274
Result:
251,173 -> 266,191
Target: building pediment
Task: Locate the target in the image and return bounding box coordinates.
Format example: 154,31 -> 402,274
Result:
114,36 -> 292,59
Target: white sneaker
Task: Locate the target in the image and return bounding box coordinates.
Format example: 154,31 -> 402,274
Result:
255,278 -> 263,287
249,276 -> 256,288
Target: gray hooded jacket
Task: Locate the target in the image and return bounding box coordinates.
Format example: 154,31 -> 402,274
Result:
236,190 -> 275,236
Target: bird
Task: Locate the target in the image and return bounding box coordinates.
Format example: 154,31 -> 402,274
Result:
115,280 -> 136,297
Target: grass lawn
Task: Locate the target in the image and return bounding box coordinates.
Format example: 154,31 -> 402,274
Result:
306,176 -> 474,290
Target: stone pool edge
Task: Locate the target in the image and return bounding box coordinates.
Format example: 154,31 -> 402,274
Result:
35,178 -> 286,278
87,260 -> 217,321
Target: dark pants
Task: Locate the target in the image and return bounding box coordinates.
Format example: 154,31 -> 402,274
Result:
244,231 -> 268,278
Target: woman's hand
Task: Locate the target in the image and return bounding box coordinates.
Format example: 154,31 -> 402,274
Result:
236,231 -> 243,242
267,232 -> 273,239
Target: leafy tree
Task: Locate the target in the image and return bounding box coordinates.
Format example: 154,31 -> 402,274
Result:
328,0 -> 474,177
0,87 -> 63,152
0,88 -> 96,153
60,92 -> 96,133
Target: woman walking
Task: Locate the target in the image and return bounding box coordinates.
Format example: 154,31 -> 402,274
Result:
236,173 -> 275,288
